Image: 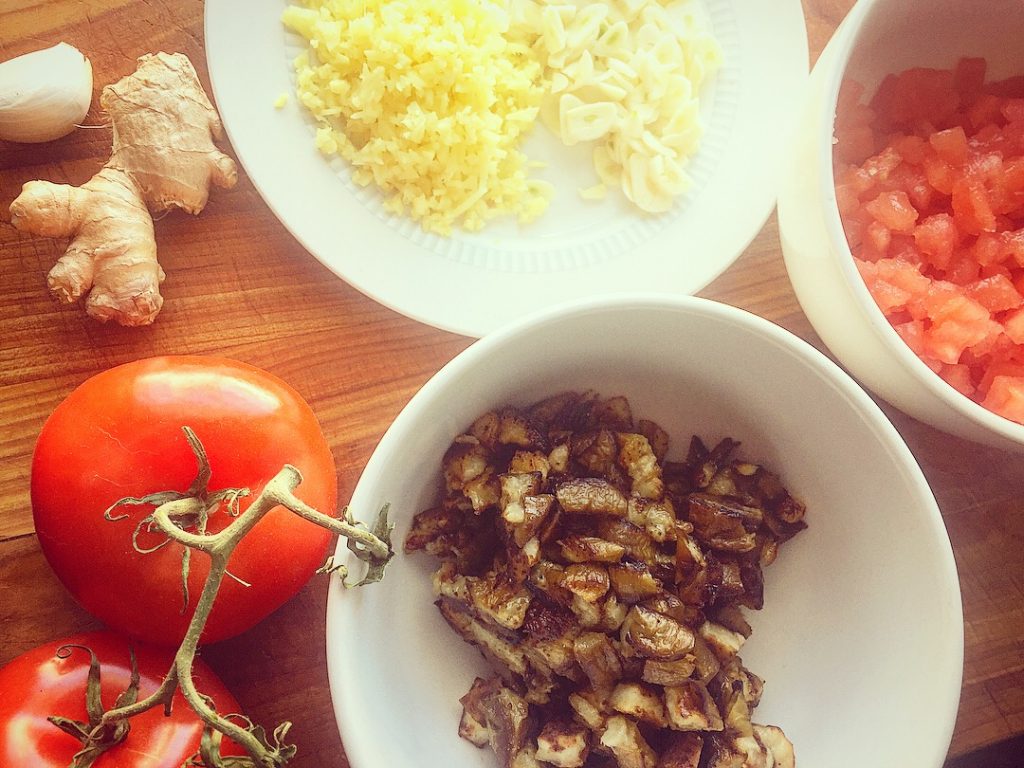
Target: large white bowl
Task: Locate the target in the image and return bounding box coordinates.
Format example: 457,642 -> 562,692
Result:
325,295 -> 962,768
778,0 -> 1024,452
204,0 -> 808,337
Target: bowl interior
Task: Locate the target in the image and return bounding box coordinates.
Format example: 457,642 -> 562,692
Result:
327,297 -> 961,768
821,0 -> 1024,444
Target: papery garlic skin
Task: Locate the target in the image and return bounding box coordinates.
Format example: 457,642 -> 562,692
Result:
0,43 -> 93,143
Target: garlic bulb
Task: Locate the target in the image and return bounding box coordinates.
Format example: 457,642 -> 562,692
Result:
0,43 -> 93,143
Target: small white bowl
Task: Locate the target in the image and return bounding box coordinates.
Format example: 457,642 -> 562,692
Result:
325,295 -> 962,768
778,0 -> 1024,452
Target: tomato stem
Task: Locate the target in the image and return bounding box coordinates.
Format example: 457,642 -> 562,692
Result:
83,427 -> 395,767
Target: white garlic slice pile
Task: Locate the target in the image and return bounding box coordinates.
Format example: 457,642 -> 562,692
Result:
0,43 -> 93,143
513,0 -> 720,213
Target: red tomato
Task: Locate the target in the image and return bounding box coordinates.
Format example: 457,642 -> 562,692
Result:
0,631 -> 244,766
31,357 -> 338,646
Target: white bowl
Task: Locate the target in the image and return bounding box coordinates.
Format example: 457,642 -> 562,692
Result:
204,0 -> 809,337
325,295 -> 962,768
778,0 -> 1024,452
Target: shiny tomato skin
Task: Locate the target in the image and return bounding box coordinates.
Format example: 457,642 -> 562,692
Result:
31,357 -> 338,646
0,631 -> 244,766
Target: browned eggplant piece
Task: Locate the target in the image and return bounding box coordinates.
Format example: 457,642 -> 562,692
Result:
640,657 -> 697,687
657,732 -> 703,768
510,450 -> 552,481
568,688 -> 608,732
708,605 -> 752,639
557,478 -> 629,517
574,630 -> 625,689
599,715 -> 657,768
627,497 -> 677,543
736,560 -> 765,611
522,595 -> 577,641
617,432 -> 664,500
698,622 -> 746,662
437,599 -> 529,679
620,606 -> 695,661
464,570 -> 533,630
699,734 -> 745,768
574,429 -> 620,476
686,495 -> 762,554
753,725 -> 795,768
608,562 -> 663,603
444,437 -> 491,490
689,636 -> 722,684
527,391 -> 590,430
637,419 -> 669,462
497,407 -> 549,449
690,438 -> 740,489
592,395 -> 634,431
663,681 -> 724,732
531,560 -> 575,606
460,677 -> 534,768
563,563 -> 612,603
559,535 -> 628,564
512,745 -> 543,768
609,682 -> 667,727
639,593 -> 688,624
501,472 -> 544,525
465,468 -> 502,513
536,720 -> 591,767
599,519 -> 660,565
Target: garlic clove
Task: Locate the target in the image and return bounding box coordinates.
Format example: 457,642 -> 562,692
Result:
0,42 -> 93,143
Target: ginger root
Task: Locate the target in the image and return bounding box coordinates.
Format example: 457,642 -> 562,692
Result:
9,52 -> 237,326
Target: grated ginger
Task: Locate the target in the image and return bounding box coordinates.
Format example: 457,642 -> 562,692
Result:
283,0 -> 551,235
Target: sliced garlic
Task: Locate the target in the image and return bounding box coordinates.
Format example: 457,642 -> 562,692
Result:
0,43 -> 93,143
561,98 -> 617,145
523,0 -> 720,212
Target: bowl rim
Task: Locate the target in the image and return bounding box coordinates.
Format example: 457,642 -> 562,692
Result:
818,0 -> 1024,445
325,292 -> 964,768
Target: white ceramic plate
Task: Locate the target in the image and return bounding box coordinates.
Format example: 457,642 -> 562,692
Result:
205,0 -> 808,337
325,295 -> 962,768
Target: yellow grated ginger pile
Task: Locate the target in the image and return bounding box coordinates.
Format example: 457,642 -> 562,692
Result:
283,0 -> 552,235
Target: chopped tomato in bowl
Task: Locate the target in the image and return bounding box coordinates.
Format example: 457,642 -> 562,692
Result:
834,57 -> 1024,425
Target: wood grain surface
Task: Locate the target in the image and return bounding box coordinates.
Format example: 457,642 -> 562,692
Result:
1,1 -> 1022,766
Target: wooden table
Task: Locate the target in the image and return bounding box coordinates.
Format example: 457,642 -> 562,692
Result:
1,1 -> 1021,765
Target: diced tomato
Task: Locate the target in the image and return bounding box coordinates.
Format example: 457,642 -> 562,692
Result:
981,375 -> 1024,421
965,274 -> 1024,312
1003,229 -> 1024,267
914,213 -> 958,269
952,178 -> 997,234
930,126 -> 969,165
836,58 -> 1024,425
923,294 -> 997,364
865,190 -> 919,232
1001,99 -> 1024,123
1004,308 -> 1024,344
955,57 -> 987,100
922,152 -> 957,195
892,134 -> 927,165
939,363 -> 975,396
862,220 -> 892,261
988,75 -> 1024,98
946,256 -> 982,284
893,319 -> 926,355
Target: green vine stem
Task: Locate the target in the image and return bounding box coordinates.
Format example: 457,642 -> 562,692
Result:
63,427 -> 394,768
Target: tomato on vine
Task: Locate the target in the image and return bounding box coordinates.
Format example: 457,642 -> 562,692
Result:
31,356 -> 339,646
0,631 -> 244,767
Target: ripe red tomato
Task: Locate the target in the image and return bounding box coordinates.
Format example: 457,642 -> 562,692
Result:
0,631 -> 244,766
31,357 -> 338,646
